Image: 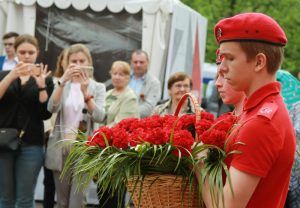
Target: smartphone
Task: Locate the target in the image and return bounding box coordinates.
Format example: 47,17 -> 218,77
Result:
30,64 -> 41,76
79,66 -> 94,71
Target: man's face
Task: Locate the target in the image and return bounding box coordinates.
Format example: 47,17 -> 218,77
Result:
131,53 -> 148,77
3,37 -> 16,57
218,42 -> 256,93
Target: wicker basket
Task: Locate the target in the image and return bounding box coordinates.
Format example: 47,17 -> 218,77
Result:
127,174 -> 203,208
127,93 -> 204,208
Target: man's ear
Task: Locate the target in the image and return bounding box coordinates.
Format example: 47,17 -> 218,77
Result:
254,53 -> 267,72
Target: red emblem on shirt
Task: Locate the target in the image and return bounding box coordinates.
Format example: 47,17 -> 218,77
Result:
257,102 -> 278,120
140,93 -> 145,101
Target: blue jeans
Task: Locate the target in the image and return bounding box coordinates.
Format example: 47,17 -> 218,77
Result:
0,145 -> 44,208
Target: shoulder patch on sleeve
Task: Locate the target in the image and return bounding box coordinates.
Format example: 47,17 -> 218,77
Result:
257,102 -> 278,120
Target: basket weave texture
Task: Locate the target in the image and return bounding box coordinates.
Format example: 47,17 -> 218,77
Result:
127,174 -> 203,208
127,93 -> 204,208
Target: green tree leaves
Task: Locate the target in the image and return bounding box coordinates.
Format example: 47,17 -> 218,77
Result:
182,0 -> 300,76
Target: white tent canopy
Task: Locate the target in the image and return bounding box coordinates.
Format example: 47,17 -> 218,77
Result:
18,0 -> 173,13
0,0 -> 207,98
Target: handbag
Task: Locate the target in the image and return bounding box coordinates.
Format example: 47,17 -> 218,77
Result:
0,117 -> 30,151
0,128 -> 21,151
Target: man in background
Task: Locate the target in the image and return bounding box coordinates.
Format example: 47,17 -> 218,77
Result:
0,32 -> 19,71
129,50 -> 161,118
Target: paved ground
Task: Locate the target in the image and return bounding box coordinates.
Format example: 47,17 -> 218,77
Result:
35,202 -> 99,208
35,201 -> 55,208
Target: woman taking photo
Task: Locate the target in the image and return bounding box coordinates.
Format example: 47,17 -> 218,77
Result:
0,34 -> 53,207
45,43 -> 106,208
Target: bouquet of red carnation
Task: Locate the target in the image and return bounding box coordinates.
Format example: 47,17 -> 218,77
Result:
61,93 -> 238,208
197,112 -> 244,207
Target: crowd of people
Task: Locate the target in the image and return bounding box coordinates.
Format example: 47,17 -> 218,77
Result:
0,11 -> 299,208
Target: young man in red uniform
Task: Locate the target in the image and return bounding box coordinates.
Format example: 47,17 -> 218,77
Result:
202,13 -> 296,208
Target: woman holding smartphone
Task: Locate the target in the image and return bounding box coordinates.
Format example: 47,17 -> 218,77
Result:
45,43 -> 106,208
0,34 -> 53,207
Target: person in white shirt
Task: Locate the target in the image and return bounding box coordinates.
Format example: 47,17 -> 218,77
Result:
0,32 -> 19,71
46,44 -> 106,208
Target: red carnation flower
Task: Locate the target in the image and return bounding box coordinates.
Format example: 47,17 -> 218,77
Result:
179,114 -> 196,129
172,130 -> 194,156
201,129 -> 227,149
87,126 -> 112,148
195,119 -> 214,136
111,127 -> 129,149
200,113 -> 238,149
115,117 -> 140,132
201,111 -> 215,122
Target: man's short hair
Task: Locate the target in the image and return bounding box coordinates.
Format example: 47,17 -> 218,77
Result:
239,42 -> 284,74
3,32 -> 19,40
131,49 -> 149,61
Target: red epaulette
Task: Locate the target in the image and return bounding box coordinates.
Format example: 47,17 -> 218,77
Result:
257,102 -> 278,120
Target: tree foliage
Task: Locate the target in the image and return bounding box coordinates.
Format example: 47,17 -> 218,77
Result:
182,0 -> 300,76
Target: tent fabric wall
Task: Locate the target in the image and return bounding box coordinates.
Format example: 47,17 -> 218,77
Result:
142,11 -> 171,80
0,2 -> 7,53
34,6 -> 142,83
1,0 -> 207,92
5,2 -> 36,36
0,0 -> 177,80
163,3 -> 207,99
0,1 -> 36,53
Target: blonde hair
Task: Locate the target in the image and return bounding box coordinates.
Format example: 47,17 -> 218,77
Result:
54,48 -> 69,78
67,43 -> 94,78
14,34 -> 39,51
110,61 -> 131,76
67,43 -> 93,66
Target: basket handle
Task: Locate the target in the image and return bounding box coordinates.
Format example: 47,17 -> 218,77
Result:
174,92 -> 202,124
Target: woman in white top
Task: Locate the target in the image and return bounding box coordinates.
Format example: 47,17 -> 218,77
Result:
46,44 -> 106,208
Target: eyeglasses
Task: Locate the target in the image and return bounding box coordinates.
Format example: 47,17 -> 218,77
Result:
173,83 -> 190,89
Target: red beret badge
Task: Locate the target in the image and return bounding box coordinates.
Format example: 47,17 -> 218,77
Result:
217,28 -> 222,39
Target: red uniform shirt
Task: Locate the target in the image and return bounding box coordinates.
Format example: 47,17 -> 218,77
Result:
226,82 -> 296,208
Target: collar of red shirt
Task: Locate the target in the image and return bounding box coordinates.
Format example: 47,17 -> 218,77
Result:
243,82 -> 281,111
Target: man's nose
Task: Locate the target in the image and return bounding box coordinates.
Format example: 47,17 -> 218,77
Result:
215,79 -> 221,87
219,61 -> 228,73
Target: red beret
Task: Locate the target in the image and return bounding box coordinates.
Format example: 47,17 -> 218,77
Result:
215,48 -> 222,64
214,13 -> 287,46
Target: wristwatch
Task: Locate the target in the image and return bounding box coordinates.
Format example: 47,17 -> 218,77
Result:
58,79 -> 65,87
